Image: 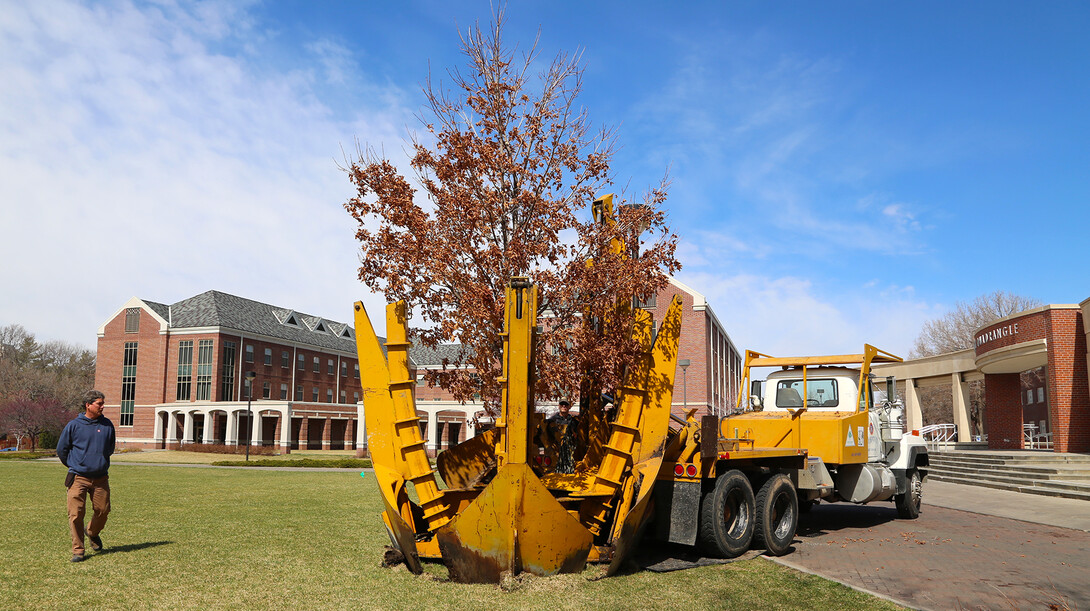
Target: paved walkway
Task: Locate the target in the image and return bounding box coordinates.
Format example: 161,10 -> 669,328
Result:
774,480 -> 1090,610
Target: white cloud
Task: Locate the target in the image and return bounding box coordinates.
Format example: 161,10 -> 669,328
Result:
0,0 -> 415,345
676,271 -> 934,360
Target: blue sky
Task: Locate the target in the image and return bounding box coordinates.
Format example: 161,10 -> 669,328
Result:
1,0 -> 1087,357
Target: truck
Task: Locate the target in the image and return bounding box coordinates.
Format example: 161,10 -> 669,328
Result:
353,194 -> 928,581
650,346 -> 929,558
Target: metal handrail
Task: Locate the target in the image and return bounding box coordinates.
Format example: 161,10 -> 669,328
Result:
919,423 -> 957,449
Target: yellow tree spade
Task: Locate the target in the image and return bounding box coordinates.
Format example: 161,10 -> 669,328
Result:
344,14 -> 679,409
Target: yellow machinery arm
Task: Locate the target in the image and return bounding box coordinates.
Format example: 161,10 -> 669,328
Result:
355,275 -> 684,582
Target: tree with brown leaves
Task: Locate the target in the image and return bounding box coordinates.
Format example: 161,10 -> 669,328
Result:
344,14 -> 679,407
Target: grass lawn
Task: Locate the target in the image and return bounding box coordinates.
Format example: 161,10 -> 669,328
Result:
110,449 -> 360,464
2,461 -> 902,610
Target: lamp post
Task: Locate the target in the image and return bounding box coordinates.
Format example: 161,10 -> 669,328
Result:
244,371 -> 256,461
678,359 -> 690,415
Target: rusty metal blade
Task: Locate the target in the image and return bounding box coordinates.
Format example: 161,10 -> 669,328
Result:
436,427 -> 499,489
373,465 -> 422,574
436,463 -> 593,583
606,456 -> 664,576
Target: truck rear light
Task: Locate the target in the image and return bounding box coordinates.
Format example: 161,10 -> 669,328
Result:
685,464 -> 698,477
674,464 -> 685,476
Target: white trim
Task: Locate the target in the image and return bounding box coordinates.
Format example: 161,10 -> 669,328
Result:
97,297 -> 170,336
162,326 -> 358,358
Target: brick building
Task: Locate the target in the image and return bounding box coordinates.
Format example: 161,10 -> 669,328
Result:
406,277 -> 743,453
875,298 -> 1090,453
97,279 -> 742,455
96,291 -> 366,452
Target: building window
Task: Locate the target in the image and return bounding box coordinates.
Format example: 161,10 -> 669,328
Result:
280,384 -> 288,400
221,341 -> 236,401
353,392 -> 359,403
125,308 -> 140,333
328,359 -> 335,375
341,362 -> 348,377
636,294 -> 657,309
354,363 -> 359,379
245,344 -> 254,363
196,339 -> 213,401
340,390 -> 347,404
263,348 -> 272,366
176,340 -> 193,401
294,385 -> 303,401
297,353 -> 305,371
262,381 -> 271,400
313,356 -> 320,373
326,389 -> 334,403
311,387 -> 319,402
281,351 -> 290,368
120,341 -> 137,426
1038,387 -> 1045,403
1026,389 -> 1034,404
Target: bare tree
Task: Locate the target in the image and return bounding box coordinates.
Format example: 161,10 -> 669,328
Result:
910,291 -> 1041,358
910,290 -> 1039,433
344,11 -> 679,405
0,324 -> 96,409
0,396 -> 70,451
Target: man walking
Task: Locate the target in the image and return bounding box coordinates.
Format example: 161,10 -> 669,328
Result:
58,390 -> 115,562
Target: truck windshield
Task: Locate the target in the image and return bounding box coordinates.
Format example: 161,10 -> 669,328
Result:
775,378 -> 839,408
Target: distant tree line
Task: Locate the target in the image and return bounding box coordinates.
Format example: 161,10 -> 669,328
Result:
0,324 -> 95,450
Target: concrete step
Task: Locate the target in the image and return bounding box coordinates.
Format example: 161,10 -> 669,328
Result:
1018,485 -> 1090,502
932,452 -> 1090,465
927,461 -> 1090,477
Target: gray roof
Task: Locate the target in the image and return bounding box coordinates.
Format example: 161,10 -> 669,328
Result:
143,300 -> 170,321
160,290 -> 365,354
408,343 -> 469,368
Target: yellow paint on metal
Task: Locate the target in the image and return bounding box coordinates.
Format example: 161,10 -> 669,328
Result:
436,462 -> 593,583
353,299 -> 450,564
436,427 -> 498,489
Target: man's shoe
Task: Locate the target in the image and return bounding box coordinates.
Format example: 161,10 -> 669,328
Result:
70,554 -> 85,563
89,535 -> 103,551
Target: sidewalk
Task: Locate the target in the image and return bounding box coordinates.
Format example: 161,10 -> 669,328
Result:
923,479 -> 1090,531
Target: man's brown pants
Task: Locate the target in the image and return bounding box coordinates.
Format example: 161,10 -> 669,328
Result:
67,474 -> 110,556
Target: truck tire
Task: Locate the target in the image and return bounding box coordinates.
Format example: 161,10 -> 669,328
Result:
754,473 -> 798,556
698,469 -> 755,558
895,468 -> 922,519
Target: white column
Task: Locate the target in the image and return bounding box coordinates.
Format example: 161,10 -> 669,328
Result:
904,378 -> 922,432
464,407 -> 477,439
251,410 -> 263,446
279,408 -> 291,451
153,409 -> 165,444
182,412 -> 194,445
226,410 -> 238,446
356,402 -> 367,451
165,412 -> 179,447
427,409 -> 439,453
201,410 -> 213,443
951,373 -> 972,442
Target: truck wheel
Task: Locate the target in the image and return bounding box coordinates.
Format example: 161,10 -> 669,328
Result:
754,473 -> 798,556
698,469 -> 755,558
896,468 -> 922,519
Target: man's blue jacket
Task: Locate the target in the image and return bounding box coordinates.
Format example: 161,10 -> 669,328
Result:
57,414 -> 115,478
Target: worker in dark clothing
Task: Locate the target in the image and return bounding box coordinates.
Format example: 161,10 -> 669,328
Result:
548,400 -> 579,474
57,390 -> 115,562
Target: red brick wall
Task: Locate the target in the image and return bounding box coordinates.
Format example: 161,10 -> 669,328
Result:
1047,309 -> 1090,452
985,373 -> 1022,449
94,305 -> 167,440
